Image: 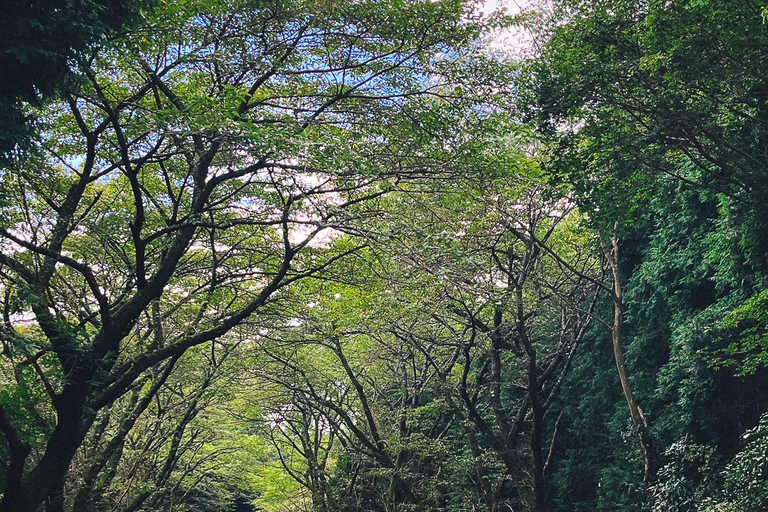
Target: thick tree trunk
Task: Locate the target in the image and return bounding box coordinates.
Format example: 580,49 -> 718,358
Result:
0,377 -> 94,512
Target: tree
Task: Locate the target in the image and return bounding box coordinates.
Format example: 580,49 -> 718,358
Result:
521,0 -> 768,497
375,177 -> 600,512
248,266 -> 461,512
525,1 -> 768,498
0,1 -> 503,510
528,0 -> 768,252
259,165 -> 603,512
68,340 -> 255,512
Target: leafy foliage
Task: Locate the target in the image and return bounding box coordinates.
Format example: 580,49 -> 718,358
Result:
2,1 -> 768,512
0,0 -> 154,157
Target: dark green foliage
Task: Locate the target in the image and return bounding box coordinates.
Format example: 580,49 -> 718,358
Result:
527,2 -> 768,509
528,0 -> 768,236
0,0 -> 152,157
712,290 -> 768,376
553,163 -> 768,511
546,153 -> 768,512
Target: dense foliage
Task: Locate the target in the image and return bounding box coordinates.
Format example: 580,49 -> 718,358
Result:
0,0 -> 154,158
1,1 -> 767,511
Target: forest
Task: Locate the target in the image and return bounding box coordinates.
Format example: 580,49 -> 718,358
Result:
0,0 -> 767,511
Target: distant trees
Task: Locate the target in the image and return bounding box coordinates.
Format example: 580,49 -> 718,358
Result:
69,340 -> 248,512
240,169 -> 603,512
375,180 -> 600,512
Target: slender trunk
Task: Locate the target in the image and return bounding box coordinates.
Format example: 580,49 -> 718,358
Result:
603,235 -> 654,491
528,372 -> 547,512
516,267 -> 547,512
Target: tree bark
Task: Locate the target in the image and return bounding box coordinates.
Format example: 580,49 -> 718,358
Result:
603,235 -> 654,491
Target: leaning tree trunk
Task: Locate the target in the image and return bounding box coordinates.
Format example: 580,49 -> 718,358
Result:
603,234 -> 654,492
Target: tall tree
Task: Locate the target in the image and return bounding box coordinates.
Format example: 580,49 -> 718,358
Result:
528,0 -> 768,253
525,1 -> 768,507
376,178 -> 599,512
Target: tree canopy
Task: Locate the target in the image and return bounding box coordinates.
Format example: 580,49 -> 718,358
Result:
1,1 -> 768,512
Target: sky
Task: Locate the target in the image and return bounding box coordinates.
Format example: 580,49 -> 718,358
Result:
479,0 -> 541,57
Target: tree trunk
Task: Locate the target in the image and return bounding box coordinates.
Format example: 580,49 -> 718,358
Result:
603,235 -> 654,491
528,375 -> 547,512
